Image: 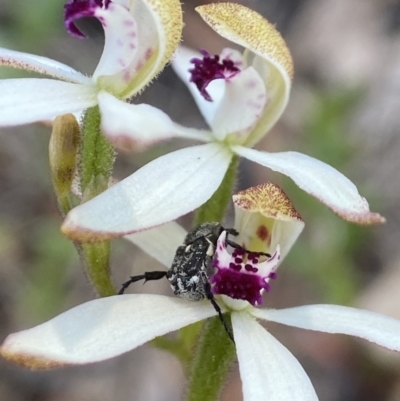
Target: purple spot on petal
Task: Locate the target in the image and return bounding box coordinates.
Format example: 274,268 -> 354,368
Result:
63,0 -> 113,36
145,48 -> 153,60
189,50 -> 241,101
122,70 -> 131,81
245,80 -> 257,89
211,267 -> 266,306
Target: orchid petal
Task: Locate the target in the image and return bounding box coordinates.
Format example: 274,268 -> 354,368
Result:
172,48 -> 265,140
172,46 -> 219,129
0,295 -> 216,368
64,0 -> 106,38
220,48 -> 244,66
0,79 -> 97,126
124,221 -> 187,268
117,0 -> 183,98
98,91 -> 210,151
209,66 -> 266,141
233,147 -> 385,224
0,48 -> 91,84
196,3 -> 293,147
92,2 -> 139,81
254,305 -> 400,351
232,312 -> 318,401
62,143 -> 232,241
233,183 -> 304,260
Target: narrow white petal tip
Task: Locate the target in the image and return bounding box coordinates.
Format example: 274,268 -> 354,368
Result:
0,343 -> 71,370
61,218 -> 127,242
335,209 -> 385,225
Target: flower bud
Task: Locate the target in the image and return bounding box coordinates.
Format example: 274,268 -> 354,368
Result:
49,114 -> 80,213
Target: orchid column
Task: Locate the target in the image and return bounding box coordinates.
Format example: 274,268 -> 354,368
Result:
0,0 -> 183,295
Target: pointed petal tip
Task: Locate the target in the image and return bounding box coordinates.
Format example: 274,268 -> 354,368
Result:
340,210 -> 385,225
0,341 -> 70,370
60,219 -> 126,242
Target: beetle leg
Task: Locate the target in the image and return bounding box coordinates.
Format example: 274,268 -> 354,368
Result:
118,271 -> 167,295
202,272 -> 235,343
225,238 -> 271,258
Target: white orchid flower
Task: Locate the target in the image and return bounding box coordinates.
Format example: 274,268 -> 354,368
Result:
1,183 -> 398,401
0,0 -> 182,140
60,3 -> 383,243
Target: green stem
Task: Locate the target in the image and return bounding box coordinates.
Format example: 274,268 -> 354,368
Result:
80,242 -> 115,297
195,155 -> 239,225
186,316 -> 236,401
80,107 -> 115,197
77,106 -> 116,297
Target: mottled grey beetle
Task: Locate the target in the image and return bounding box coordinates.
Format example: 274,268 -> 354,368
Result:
118,222 -> 270,341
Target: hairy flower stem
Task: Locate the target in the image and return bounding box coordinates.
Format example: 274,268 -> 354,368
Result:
77,106 -> 116,297
186,316 -> 236,401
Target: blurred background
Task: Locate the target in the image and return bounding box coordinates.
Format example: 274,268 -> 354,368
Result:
1,0 -> 400,400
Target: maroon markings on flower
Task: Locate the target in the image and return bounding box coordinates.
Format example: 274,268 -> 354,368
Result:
64,0 -> 111,38
210,266 -> 268,305
256,224 -> 270,243
211,231 -> 280,306
189,50 -> 240,102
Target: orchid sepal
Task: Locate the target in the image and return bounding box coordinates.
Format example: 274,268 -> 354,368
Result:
233,146 -> 385,225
